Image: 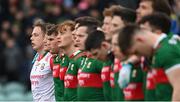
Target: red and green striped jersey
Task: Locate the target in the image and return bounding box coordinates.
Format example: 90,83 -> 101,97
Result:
51,55 -> 65,101
110,58 -> 124,101
56,54 -> 69,101
78,57 -> 104,101
64,50 -> 86,101
145,69 -> 156,101
151,34 -> 180,101
123,63 -> 144,101
141,57 -> 156,101
59,54 -> 69,81
101,60 -> 112,101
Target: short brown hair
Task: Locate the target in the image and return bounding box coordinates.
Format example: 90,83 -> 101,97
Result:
138,12 -> 171,34
110,5 -> 125,13
113,7 -> 136,25
57,20 -> 75,34
75,16 -> 101,34
118,24 -> 141,55
46,23 -> 58,36
103,5 -> 125,17
33,19 -> 46,34
75,16 -> 101,27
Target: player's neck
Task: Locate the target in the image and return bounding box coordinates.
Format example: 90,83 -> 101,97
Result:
145,34 -> 161,57
37,50 -> 46,56
144,33 -> 158,49
36,47 -> 45,55
64,44 -> 76,57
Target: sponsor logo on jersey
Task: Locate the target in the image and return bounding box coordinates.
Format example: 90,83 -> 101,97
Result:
56,56 -> 59,62
40,63 -> 45,70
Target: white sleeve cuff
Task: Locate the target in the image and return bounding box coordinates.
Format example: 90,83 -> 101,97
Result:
165,64 -> 180,74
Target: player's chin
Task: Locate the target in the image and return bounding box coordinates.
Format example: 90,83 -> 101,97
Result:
58,44 -> 62,48
32,46 -> 38,50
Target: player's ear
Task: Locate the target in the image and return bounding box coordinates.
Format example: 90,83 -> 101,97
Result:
135,35 -> 144,43
101,41 -> 109,49
137,37 -> 144,42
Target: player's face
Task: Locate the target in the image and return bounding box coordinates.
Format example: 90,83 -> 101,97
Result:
30,26 -> 44,51
90,48 -> 106,61
48,34 -> 59,54
111,34 -> 124,59
90,42 -> 109,61
57,31 -> 62,47
43,34 -> 50,51
72,29 -> 76,45
90,48 -> 101,60
110,16 -> 125,35
136,1 -> 153,22
74,26 -> 88,50
102,16 -> 112,35
58,30 -> 73,49
129,33 -> 152,57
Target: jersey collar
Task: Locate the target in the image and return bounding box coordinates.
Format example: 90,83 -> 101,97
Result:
153,33 -> 167,49
69,50 -> 81,58
37,51 -> 48,61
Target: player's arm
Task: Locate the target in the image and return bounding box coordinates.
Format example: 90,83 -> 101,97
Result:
118,55 -> 140,88
163,39 -> 180,101
166,65 -> 180,101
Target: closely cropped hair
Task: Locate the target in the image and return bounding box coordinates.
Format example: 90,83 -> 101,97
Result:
57,20 -> 75,34
46,23 -> 58,36
85,30 -> 105,51
103,5 -> 124,17
141,0 -> 172,16
109,5 -> 125,13
118,24 -> 141,55
113,7 -> 136,24
33,19 -> 46,34
139,12 -> 171,34
75,16 -> 101,27
75,16 -> 101,34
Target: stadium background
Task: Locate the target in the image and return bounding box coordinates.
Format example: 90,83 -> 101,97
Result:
0,0 -> 179,100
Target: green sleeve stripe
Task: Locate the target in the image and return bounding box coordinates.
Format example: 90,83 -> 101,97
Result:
165,64 -> 180,74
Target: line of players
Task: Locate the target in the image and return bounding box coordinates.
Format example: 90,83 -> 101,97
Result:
30,0 -> 180,101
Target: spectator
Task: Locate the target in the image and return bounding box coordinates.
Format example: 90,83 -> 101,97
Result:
3,37 -> 23,82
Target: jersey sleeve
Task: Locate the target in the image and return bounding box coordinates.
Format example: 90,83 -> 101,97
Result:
159,44 -> 180,73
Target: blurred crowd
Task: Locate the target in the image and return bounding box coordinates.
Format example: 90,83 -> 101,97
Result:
0,0 -> 180,100
0,0 -> 112,89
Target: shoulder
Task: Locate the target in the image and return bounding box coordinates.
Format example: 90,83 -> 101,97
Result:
73,51 -> 87,60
